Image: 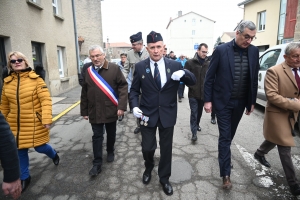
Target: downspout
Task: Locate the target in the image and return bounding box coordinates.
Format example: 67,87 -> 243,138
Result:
71,0 -> 81,81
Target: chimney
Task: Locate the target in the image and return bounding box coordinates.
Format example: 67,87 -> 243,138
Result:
178,11 -> 182,17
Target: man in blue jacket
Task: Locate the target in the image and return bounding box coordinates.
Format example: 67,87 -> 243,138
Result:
204,21 -> 259,189
130,31 -> 196,196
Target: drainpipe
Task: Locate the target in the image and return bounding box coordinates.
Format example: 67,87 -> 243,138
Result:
71,0 -> 81,81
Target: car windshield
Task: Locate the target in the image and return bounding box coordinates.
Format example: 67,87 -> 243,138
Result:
259,49 -> 281,71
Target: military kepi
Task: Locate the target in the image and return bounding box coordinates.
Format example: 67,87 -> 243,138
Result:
130,32 -> 142,43
147,31 -> 163,43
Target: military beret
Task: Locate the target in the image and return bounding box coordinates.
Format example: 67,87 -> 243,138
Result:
130,32 -> 142,43
147,31 -> 163,44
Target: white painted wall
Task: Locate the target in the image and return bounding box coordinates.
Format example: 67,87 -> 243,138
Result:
166,12 -> 215,58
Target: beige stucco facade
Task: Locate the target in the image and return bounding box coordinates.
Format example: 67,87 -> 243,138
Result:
0,0 -> 104,96
220,32 -> 236,43
75,0 -> 103,60
242,0 -> 281,50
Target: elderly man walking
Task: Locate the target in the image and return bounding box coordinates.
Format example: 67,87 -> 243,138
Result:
254,42 -> 300,196
81,45 -> 128,176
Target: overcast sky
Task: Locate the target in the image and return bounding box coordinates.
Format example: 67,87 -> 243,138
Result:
101,0 -> 244,45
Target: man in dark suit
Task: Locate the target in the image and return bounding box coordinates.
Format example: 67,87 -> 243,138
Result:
203,21 -> 259,189
130,31 -> 196,196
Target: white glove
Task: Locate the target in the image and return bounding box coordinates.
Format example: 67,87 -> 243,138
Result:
133,107 -> 143,118
171,70 -> 185,81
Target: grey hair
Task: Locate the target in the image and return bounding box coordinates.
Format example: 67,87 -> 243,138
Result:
88,45 -> 104,55
285,42 -> 300,55
237,21 -> 256,33
134,39 -> 143,44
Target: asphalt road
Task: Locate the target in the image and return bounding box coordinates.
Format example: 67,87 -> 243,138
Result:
1,86 -> 300,200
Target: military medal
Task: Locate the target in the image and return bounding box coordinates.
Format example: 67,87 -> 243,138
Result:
146,68 -> 150,73
140,120 -> 144,125
144,116 -> 149,126
142,75 -> 145,79
167,68 -> 170,73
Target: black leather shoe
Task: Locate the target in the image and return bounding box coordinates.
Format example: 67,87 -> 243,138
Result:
130,109 -> 133,113
178,98 -> 182,102
118,115 -> 124,121
197,126 -> 201,131
160,181 -> 173,196
21,176 -> 31,193
134,127 -> 140,134
191,134 -> 197,141
142,170 -> 152,184
254,152 -> 271,168
211,118 -> 216,124
89,165 -> 102,176
52,153 -> 60,165
107,152 -> 114,162
290,184 -> 300,196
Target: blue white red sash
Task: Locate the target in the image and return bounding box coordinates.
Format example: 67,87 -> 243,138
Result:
87,66 -> 118,106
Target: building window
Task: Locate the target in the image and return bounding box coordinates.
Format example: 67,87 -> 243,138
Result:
0,38 -> 6,69
184,20 -> 186,22
192,30 -> 195,35
31,42 -> 43,70
192,18 -> 196,26
52,0 -> 61,15
57,47 -> 65,78
258,11 -> 266,31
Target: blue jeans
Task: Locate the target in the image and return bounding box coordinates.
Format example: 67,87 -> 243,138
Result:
18,144 -> 56,180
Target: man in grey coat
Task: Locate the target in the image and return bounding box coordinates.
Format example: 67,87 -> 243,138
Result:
123,32 -> 149,134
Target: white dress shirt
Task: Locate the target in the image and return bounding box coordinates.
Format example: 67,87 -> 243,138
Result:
149,57 -> 167,88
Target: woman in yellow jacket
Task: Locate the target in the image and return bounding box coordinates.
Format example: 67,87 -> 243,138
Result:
1,51 -> 59,193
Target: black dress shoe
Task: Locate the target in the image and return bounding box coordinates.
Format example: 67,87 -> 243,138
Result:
160,181 -> 173,196
107,152 -> 114,162
254,152 -> 271,168
21,176 -> 31,193
134,127 -> 140,134
52,153 -> 60,165
130,109 -> 133,113
211,118 -> 216,124
197,126 -> 201,131
89,165 -> 102,176
290,184 -> 300,196
142,170 -> 151,184
191,134 -> 197,141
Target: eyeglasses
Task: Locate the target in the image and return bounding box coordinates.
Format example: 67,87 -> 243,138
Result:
90,54 -> 104,59
10,59 -> 24,64
201,51 -> 209,54
289,55 -> 300,59
239,32 -> 256,41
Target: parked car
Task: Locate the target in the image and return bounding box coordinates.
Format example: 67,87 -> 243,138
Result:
110,58 -> 121,64
256,42 -> 300,130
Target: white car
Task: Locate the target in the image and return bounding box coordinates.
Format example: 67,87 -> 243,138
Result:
256,43 -> 287,107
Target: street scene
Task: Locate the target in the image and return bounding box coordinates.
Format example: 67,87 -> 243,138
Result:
0,86 -> 298,200
1,0 -> 300,199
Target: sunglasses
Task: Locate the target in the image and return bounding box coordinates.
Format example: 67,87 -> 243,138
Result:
10,59 -> 24,64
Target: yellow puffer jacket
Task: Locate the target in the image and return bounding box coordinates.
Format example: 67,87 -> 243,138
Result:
0,69 -> 52,149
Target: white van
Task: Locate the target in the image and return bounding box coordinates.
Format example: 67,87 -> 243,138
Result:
256,43 -> 287,107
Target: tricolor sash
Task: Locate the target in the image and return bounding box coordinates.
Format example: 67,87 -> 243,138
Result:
87,66 -> 118,106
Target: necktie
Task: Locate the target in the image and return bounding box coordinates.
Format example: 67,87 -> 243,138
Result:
293,68 -> 300,91
154,63 -> 161,89
138,52 -> 142,57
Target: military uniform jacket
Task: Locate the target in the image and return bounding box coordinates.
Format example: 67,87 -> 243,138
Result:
130,57 -> 196,128
263,62 -> 300,147
80,60 -> 128,124
123,48 -> 149,79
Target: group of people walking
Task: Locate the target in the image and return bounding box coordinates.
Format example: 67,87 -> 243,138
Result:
2,19 -> 300,199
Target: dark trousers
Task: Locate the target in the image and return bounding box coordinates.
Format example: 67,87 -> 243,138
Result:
256,140 -> 298,186
216,98 -> 246,177
188,98 -> 204,134
177,84 -> 185,98
140,119 -> 174,184
211,106 -> 216,119
91,121 -> 116,166
128,92 -> 132,111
